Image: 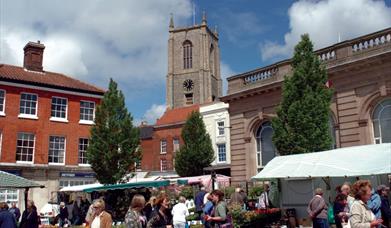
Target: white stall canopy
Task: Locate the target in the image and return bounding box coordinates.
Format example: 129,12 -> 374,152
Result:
252,143 -> 391,180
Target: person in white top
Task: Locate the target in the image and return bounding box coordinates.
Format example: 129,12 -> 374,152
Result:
172,196 -> 189,228
258,183 -> 272,209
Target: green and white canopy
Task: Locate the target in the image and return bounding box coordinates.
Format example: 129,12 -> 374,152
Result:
252,143 -> 391,180
83,180 -> 170,193
0,171 -> 44,189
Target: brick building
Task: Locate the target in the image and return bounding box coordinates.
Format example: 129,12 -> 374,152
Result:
221,27 -> 391,184
140,105 -> 199,172
0,41 -> 104,210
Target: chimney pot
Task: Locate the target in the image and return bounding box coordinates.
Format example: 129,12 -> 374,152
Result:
23,41 -> 45,72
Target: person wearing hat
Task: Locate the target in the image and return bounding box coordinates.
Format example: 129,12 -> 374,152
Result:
377,185 -> 391,227
59,202 -> 69,227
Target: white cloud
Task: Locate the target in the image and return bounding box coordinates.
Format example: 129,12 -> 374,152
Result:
220,61 -> 237,95
0,0 -> 192,94
136,104 -> 166,126
260,0 -> 391,61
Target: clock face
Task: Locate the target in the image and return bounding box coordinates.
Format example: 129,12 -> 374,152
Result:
183,79 -> 194,91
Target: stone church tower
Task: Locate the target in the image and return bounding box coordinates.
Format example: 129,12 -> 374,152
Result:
166,13 -> 222,109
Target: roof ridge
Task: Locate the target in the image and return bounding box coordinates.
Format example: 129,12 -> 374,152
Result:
0,63 -> 105,94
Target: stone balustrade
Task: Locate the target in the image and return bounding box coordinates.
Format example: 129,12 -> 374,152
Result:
244,67 -> 278,84
228,27 -> 391,92
352,32 -> 391,53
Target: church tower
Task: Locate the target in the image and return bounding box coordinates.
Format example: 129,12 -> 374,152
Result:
166,13 -> 222,109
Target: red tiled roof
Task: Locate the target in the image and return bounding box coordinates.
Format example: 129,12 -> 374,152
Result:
0,64 -> 105,95
156,104 -> 199,126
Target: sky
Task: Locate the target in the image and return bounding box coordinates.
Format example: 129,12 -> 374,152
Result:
1,0 -> 390,125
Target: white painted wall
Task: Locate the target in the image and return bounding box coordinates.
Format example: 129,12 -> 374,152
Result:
200,102 -> 230,166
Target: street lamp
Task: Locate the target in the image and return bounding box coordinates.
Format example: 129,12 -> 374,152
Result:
211,170 -> 216,191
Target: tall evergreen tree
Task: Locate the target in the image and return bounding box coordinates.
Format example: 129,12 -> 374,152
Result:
175,111 -> 214,177
272,34 -> 333,155
87,79 -> 140,184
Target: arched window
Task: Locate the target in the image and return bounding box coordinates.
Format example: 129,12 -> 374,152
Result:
183,40 -> 192,69
256,121 -> 276,169
372,98 -> 391,144
209,44 -> 215,75
329,115 -> 337,149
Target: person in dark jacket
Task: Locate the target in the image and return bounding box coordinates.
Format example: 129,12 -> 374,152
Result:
194,187 -> 207,218
19,200 -> 39,228
333,194 -> 349,228
72,196 -> 83,225
377,185 -> 391,227
146,193 -> 172,228
0,202 -> 17,228
8,202 -> 21,222
58,202 -> 69,227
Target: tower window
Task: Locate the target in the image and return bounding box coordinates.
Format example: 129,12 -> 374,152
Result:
183,40 -> 192,69
185,93 -> 193,105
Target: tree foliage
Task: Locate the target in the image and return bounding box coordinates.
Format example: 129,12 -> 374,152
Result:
272,34 -> 333,155
87,79 -> 140,184
175,111 -> 214,177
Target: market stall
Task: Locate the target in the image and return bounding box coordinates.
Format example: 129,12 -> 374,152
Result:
251,143 -> 391,223
0,170 -> 44,209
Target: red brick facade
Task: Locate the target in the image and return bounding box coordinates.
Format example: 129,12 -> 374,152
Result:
140,105 -> 199,172
0,41 -> 104,210
0,84 -> 101,165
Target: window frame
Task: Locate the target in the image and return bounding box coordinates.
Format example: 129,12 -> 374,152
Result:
183,40 -> 193,69
16,132 -> 35,164
18,92 -> 38,119
160,139 -> 167,154
185,93 -> 193,105
217,121 -> 225,136
79,100 -> 95,125
0,189 -> 19,205
0,89 -> 6,116
173,138 -> 180,153
160,159 -> 168,172
217,143 -> 227,163
372,99 -> 391,144
78,138 -> 90,166
50,96 -> 68,122
255,121 -> 276,168
48,135 -> 66,165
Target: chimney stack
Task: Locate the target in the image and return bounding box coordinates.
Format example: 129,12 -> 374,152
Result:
23,41 -> 45,72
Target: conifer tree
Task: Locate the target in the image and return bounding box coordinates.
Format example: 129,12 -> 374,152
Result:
87,79 -> 140,184
175,111 -> 214,177
272,34 -> 333,155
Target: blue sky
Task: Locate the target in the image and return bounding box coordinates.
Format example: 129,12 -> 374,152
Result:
1,0 -> 390,124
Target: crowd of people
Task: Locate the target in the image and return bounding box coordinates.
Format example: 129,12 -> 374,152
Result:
0,200 -> 40,228
42,187 -> 232,228
307,180 -> 391,228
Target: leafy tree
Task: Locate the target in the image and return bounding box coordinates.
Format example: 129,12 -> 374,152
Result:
272,34 -> 333,155
87,79 -> 140,184
175,111 -> 214,176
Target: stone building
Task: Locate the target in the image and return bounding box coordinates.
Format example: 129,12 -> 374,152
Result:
141,14 -> 227,174
0,41 -> 104,210
166,13 -> 222,109
221,27 -> 391,184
